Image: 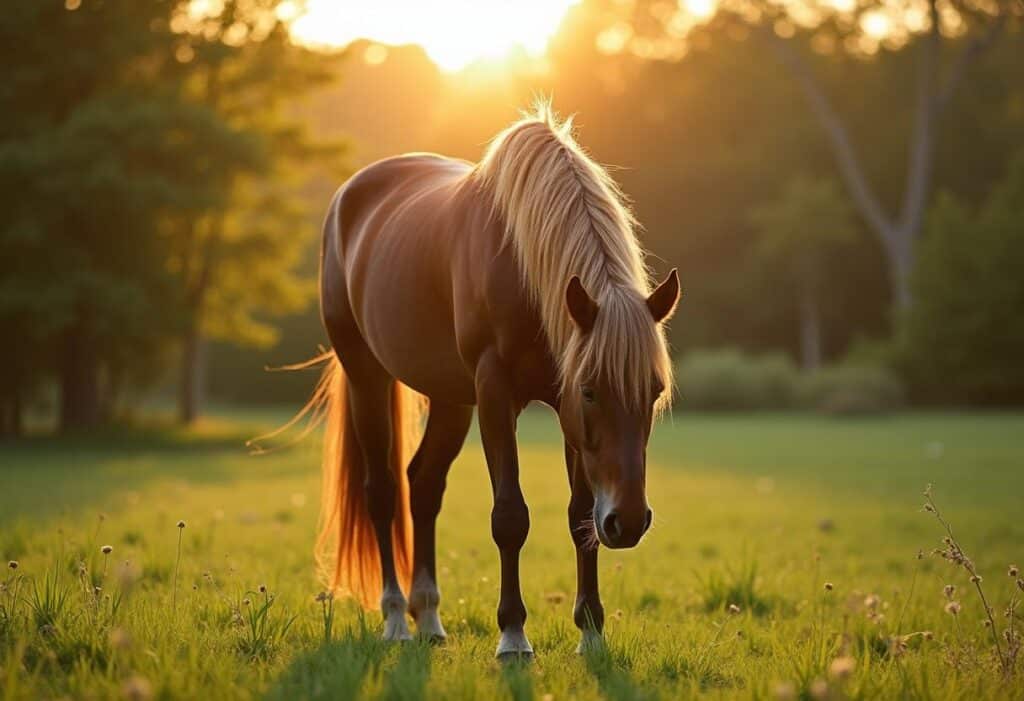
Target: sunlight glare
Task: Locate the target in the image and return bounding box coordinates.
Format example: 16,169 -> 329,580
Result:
288,0 -> 580,72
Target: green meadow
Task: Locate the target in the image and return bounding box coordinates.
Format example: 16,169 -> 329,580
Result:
1,410 -> 1022,700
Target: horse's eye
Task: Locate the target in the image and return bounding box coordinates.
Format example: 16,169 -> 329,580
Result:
581,386 -> 596,403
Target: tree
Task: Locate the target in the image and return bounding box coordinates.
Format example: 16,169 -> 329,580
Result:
166,0 -> 346,424
0,1 -> 213,432
598,0 -> 1022,310
750,177 -> 858,370
904,151 -> 1024,403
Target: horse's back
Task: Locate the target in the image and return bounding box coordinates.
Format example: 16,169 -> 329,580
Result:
321,153 -> 485,403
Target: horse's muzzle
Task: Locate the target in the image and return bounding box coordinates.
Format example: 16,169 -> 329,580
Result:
598,506 -> 653,549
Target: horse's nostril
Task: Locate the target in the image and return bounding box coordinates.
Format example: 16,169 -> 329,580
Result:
643,508 -> 653,533
602,511 -> 622,541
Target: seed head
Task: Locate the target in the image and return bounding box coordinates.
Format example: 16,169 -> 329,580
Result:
1017,579 -> 1024,592
1009,565 -> 1019,578
176,520 -> 186,529
121,674 -> 153,701
315,591 -> 328,602
828,656 -> 856,680
944,601 -> 961,616
943,584 -> 955,599
969,574 -> 982,584
923,503 -> 935,512
983,619 -> 992,628
258,584 -> 267,593
101,545 -> 113,555
824,582 -> 834,592
242,597 -> 251,606
192,583 -> 198,591
728,604 -> 741,615
7,560 -> 17,570
922,631 -> 934,640
864,594 -> 880,610
94,585 -> 102,596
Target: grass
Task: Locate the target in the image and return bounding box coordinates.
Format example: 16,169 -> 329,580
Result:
1,408 -> 1022,699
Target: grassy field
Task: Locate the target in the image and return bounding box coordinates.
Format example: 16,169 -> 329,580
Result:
1,409 -> 1023,700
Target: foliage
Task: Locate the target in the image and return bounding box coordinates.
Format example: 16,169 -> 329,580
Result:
798,363 -> 905,415
904,152 -> 1024,404
1,410 -> 1023,697
676,348 -> 799,410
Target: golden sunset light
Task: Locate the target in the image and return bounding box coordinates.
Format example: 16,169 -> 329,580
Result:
283,0 -> 580,71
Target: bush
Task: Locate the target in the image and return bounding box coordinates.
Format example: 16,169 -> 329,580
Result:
902,155 -> 1024,404
797,364 -> 904,415
675,349 -> 799,410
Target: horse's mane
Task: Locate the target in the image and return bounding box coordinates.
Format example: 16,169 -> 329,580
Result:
470,102 -> 673,413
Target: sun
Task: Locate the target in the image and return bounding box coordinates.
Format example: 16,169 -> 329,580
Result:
281,0 -> 580,72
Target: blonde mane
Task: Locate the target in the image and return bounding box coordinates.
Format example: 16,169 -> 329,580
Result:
471,103 -> 673,412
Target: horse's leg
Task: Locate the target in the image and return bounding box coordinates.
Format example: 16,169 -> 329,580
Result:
407,401 -> 473,641
347,375 -> 412,641
565,442 -> 604,653
475,350 -> 532,660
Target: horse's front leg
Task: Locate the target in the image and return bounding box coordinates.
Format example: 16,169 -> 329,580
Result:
475,351 -> 532,660
565,442 -> 604,653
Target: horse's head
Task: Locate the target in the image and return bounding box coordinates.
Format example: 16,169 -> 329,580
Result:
557,269 -> 680,549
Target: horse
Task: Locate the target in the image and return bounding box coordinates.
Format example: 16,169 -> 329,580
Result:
294,104 -> 679,659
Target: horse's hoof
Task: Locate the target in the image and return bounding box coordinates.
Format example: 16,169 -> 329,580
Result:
495,628 -> 534,662
575,630 -> 604,655
497,650 -> 534,664
420,632 -> 447,646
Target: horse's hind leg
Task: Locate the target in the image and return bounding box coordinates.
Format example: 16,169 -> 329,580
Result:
407,402 -> 473,641
346,372 -> 413,641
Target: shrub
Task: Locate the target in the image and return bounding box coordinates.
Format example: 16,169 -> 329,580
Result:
675,349 -> 799,410
902,155 -> 1024,404
797,364 -> 904,415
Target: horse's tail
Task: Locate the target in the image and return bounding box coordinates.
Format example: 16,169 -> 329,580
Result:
312,353 -> 421,609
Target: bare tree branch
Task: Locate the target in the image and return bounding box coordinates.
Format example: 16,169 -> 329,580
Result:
755,24 -> 895,242
936,12 -> 1008,114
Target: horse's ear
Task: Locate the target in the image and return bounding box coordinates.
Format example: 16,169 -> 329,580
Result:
647,268 -> 681,323
566,275 -> 598,332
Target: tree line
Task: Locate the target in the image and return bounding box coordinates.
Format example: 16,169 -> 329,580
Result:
0,0 -> 344,435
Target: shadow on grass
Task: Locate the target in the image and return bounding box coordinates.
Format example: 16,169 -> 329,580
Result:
266,614 -> 439,701
582,640 -> 656,701
500,657 -> 535,701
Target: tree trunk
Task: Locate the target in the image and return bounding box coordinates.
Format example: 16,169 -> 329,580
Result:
0,388 -> 22,438
798,286 -> 822,372
885,232 -> 915,313
179,320 -> 207,425
60,323 -> 102,432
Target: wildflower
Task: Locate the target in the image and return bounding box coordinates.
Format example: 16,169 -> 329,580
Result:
809,678 -> 829,700
728,604 -> 741,615
945,601 -> 961,616
177,520 -> 186,529
943,584 -> 955,599
864,594 -> 880,609
101,545 -> 113,554
192,584 -> 198,591
828,656 -> 856,680
315,591 -> 329,603
923,631 -> 934,640
983,619 -> 992,628
258,584 -> 267,593
7,560 -> 17,570
969,574 -> 982,584
824,582 -> 834,592
773,681 -> 796,700
242,598 -> 251,606
109,627 -> 133,650
121,674 -> 153,701
1009,565 -> 1019,578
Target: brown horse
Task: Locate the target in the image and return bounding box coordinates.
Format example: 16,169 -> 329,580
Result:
298,104 -> 679,659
